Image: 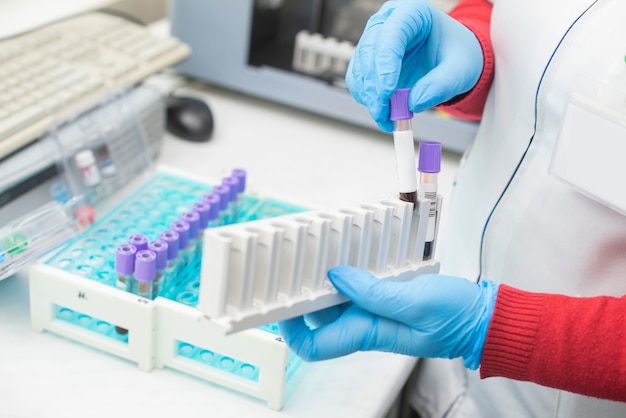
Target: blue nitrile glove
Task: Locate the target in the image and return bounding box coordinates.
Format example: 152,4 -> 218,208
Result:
346,0 -> 484,132
279,265 -> 498,370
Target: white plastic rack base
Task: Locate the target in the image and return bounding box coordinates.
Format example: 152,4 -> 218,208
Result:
199,194 -> 443,335
28,167 -> 309,410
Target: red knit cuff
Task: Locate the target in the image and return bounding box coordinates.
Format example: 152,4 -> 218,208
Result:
436,23 -> 494,122
479,285 -> 544,381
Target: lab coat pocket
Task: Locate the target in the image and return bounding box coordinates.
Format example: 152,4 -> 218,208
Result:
550,89 -> 626,216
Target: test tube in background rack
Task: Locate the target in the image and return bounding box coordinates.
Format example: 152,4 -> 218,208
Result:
418,141 -> 442,260
192,201 -> 210,256
222,176 -> 241,223
148,239 -> 168,298
202,192 -> 221,228
129,233 -> 148,251
171,219 -> 190,280
181,211 -> 200,265
389,89 -> 418,209
115,243 -> 137,291
131,249 -> 157,299
212,184 -> 231,225
160,229 -> 180,290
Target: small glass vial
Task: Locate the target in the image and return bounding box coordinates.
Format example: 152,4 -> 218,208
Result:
170,219 -> 190,282
181,211 -> 200,266
75,149 -> 102,188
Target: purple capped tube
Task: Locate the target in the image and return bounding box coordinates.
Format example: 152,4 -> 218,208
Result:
115,243 -> 137,291
132,249 -> 157,299
160,229 -> 180,290
212,184 -> 232,225
202,192 -> 221,228
148,239 -> 168,297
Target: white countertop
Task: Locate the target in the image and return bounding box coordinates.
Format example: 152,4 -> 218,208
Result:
0,83 -> 462,418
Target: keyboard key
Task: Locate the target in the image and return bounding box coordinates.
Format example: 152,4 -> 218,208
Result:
0,106 -> 44,139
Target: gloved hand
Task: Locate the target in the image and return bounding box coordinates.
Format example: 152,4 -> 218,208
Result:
346,0 -> 484,131
279,265 -> 498,370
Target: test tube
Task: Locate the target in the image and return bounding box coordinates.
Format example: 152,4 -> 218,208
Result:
148,239 -> 168,298
212,184 -> 232,225
181,211 -> 200,266
222,176 -> 241,223
131,249 -> 157,300
171,219 -> 190,282
192,201 -> 210,257
390,89 -> 418,209
115,243 -> 137,291
202,192 -> 221,228
159,229 -> 180,291
418,141 -> 442,260
114,243 -> 137,336
232,168 -> 247,193
128,233 -> 148,251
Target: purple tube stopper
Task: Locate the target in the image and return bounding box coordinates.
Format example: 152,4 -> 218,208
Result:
115,244 -> 137,275
192,201 -> 210,229
171,220 -> 190,250
222,176 -> 240,200
182,211 -> 200,240
160,230 -> 179,261
232,169 -> 246,192
212,185 -> 231,210
129,233 -> 148,251
134,250 -> 156,282
389,88 -> 413,121
203,193 -> 220,221
418,141 -> 442,173
148,239 -> 168,271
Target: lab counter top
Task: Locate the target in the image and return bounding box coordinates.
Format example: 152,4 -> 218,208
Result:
0,83 -> 463,418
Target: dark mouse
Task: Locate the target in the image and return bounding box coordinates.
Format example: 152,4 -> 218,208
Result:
166,96 -> 214,142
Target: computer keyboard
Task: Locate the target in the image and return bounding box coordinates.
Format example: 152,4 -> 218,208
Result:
0,12 -> 191,160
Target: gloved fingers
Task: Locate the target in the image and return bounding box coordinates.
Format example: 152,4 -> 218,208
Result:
346,3 -> 399,132
303,302 -> 351,328
373,1 -> 432,103
327,266 -> 419,320
279,306 -> 419,361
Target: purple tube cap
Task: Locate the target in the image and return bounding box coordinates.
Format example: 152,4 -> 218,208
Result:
418,141 -> 442,173
129,234 -> 148,251
160,230 -> 179,260
171,220 -> 190,249
389,88 -> 413,121
193,201 -> 210,229
232,168 -> 246,192
115,244 -> 137,275
182,211 -> 200,239
212,185 -> 230,209
135,250 -> 156,282
222,177 -> 240,200
148,239 -> 168,270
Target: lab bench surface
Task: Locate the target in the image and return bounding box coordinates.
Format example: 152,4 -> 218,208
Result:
0,84 -> 462,418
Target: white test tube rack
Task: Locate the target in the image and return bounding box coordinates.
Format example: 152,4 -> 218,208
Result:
198,194 -> 443,335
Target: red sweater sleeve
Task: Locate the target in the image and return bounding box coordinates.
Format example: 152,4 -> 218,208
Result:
436,0 -> 494,121
480,284 -> 626,402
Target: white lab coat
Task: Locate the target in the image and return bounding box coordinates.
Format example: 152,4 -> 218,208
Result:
409,0 -> 626,416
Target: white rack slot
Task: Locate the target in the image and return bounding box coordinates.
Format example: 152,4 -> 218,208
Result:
380,199 -> 413,269
339,206 -> 373,270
